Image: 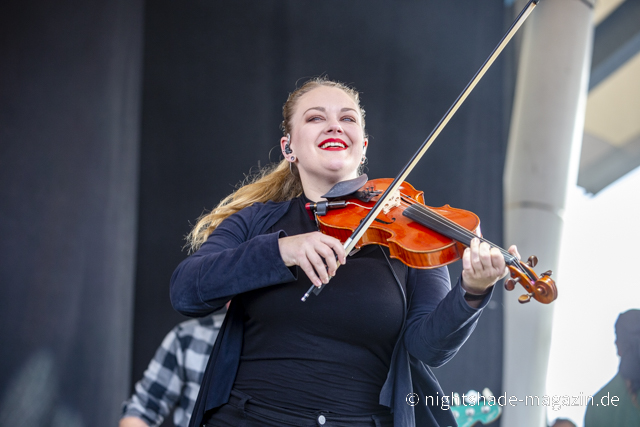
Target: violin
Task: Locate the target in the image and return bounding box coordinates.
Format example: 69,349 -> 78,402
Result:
300,0 -> 557,304
307,177 -> 558,305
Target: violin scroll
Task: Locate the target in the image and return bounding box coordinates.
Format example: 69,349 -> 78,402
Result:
505,258 -> 558,304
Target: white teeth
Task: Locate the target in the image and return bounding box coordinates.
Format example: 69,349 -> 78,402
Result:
319,142 -> 346,149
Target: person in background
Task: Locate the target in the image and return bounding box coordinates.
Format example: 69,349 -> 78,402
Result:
584,309 -> 640,426
119,313 -> 224,427
550,417 -> 576,427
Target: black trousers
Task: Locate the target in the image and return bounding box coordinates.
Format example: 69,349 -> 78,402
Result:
204,389 -> 394,427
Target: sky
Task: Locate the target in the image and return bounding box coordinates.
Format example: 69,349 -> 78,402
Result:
545,165 -> 640,426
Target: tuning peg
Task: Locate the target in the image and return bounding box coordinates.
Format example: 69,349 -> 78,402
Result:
504,277 -> 519,291
482,388 -> 493,399
526,255 -> 538,267
465,390 -> 479,405
542,270 -> 552,277
518,293 -> 532,304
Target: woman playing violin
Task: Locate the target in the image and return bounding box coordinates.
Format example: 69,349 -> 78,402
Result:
170,77 -> 519,427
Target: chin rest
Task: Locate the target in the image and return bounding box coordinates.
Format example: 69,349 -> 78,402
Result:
321,174 -> 369,199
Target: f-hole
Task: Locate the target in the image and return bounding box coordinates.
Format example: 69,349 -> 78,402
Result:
360,217 -> 396,226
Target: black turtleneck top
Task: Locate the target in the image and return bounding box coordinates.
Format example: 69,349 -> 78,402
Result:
233,195 -> 405,415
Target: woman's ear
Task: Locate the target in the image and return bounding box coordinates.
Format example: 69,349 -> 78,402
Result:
281,134 -> 296,162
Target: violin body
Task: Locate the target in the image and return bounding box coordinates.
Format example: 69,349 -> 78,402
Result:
314,178 -> 558,304
316,178 -> 481,269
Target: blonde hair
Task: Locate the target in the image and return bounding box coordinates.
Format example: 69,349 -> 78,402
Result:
186,77 -> 366,252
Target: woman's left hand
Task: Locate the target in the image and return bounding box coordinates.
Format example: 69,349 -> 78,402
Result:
461,238 -> 520,295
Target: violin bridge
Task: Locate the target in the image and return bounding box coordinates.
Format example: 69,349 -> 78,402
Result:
382,190 -> 401,214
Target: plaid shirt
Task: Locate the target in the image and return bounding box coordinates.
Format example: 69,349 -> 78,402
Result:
122,314 -> 224,427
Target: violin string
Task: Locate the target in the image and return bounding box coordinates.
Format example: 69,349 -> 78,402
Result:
397,197 -> 498,251
397,196 -> 473,241
406,201 -> 520,264
402,201 -> 535,280
398,197 -> 533,278
353,193 -> 532,281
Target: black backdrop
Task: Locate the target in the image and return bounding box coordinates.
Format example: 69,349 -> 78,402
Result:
2,1 -> 514,426
1,1 -> 143,425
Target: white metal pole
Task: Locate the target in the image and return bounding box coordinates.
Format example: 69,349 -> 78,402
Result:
502,0 -> 593,425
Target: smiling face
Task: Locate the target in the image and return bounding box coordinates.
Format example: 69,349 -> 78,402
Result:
281,85 -> 368,200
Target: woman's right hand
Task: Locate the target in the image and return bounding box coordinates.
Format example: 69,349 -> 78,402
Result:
278,232 -> 347,288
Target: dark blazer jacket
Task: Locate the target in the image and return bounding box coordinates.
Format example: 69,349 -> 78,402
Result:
170,199 -> 491,427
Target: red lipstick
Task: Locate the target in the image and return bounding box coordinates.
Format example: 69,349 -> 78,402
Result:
318,138 -> 348,150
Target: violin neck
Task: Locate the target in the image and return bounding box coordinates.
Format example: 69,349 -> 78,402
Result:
402,204 -> 517,265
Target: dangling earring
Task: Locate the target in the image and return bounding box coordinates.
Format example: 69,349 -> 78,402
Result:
361,140 -> 368,165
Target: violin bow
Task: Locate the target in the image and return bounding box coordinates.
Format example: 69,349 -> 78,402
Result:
303,0 -> 540,301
